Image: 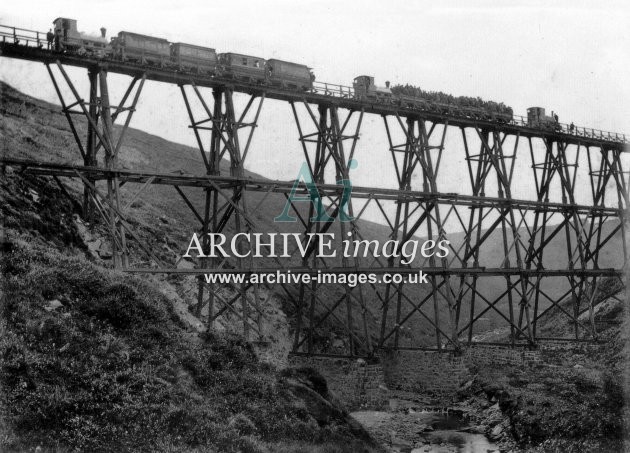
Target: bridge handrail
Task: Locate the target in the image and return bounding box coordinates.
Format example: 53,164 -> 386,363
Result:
311,81 -> 355,98
510,114 -> 626,143
0,24 -> 46,48
0,23 -> 627,144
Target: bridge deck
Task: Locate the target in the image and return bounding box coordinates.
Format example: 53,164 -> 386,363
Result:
1,35 -> 626,151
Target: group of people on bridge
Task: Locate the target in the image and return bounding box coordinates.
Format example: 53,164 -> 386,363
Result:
391,83 -> 513,115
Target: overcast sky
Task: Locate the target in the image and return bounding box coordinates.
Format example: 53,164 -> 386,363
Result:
1,1 -> 628,227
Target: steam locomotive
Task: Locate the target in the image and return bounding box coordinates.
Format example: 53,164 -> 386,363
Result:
52,18 -> 109,57
51,17 -> 560,128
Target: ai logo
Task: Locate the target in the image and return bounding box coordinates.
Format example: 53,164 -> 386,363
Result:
274,159 -> 357,222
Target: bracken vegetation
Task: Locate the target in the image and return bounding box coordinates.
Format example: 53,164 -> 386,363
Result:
0,172 -> 380,453
0,240 -> 380,453
463,352 -> 625,452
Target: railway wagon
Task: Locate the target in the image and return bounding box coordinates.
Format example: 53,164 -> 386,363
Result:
266,59 -> 314,90
111,31 -> 170,66
171,42 -> 218,74
52,17 -> 109,57
398,94 -> 431,111
396,91 -> 513,122
421,100 -> 512,122
218,53 -> 266,83
489,108 -> 513,123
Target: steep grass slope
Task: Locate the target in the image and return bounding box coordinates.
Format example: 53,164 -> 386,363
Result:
0,127 -> 381,451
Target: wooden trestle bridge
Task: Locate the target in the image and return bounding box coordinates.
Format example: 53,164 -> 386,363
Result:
1,25 -> 627,357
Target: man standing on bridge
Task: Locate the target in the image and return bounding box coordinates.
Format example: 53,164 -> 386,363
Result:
53,29 -> 61,52
46,29 -> 54,50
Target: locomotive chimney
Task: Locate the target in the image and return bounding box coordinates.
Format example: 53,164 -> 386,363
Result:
100,27 -> 106,38
385,81 -> 390,88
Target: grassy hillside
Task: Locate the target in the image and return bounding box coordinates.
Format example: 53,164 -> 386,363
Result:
0,156 -> 381,452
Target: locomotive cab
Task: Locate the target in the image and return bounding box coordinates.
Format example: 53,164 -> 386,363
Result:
353,75 -> 392,100
527,107 -> 546,126
527,106 -> 561,131
53,17 -> 78,41
353,75 -> 374,94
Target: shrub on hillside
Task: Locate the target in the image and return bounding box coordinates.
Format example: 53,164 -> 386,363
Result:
0,242 -> 380,452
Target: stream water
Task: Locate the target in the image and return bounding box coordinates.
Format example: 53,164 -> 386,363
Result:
412,432 -> 497,453
411,413 -> 499,452
351,410 -> 500,453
